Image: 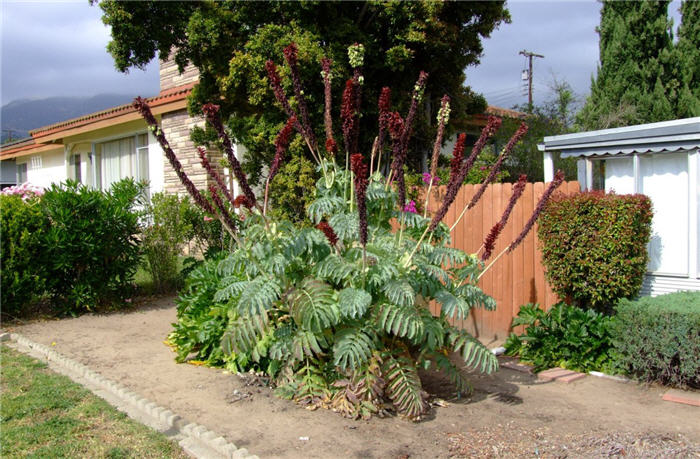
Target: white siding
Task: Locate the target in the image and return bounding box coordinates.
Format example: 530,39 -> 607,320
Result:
640,274 -> 700,297
147,132 -> 164,194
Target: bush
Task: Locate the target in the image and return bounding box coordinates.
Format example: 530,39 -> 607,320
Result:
537,191 -> 653,312
142,193 -> 196,293
612,292 -> 700,388
169,254 -> 232,366
41,180 -> 143,313
267,154 -> 318,224
0,194 -> 48,316
504,303 -> 615,372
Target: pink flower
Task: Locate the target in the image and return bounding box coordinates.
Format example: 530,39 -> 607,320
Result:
422,172 -> 439,186
403,200 -> 417,214
203,216 -> 214,222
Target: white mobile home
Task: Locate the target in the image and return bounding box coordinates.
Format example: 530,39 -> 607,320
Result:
540,117 -> 700,295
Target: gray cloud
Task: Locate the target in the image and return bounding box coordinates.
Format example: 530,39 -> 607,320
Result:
1,1 -> 159,105
469,0 -> 682,110
0,0 -> 684,110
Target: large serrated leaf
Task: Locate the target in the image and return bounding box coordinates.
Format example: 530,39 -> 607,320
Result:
338,288 -> 372,319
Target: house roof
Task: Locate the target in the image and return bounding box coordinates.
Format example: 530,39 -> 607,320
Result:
0,82 -> 194,160
538,117 -> 700,158
1,83 -> 521,160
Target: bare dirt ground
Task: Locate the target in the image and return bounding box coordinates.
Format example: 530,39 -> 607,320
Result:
3,296 -> 699,458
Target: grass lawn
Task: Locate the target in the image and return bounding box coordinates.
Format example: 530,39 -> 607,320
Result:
0,345 -> 186,458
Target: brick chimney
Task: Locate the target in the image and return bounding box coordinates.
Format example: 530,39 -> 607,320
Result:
159,52 -> 200,91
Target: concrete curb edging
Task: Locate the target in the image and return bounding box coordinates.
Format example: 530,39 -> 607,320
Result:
1,332 -> 258,459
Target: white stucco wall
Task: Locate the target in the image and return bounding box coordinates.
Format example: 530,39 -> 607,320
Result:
148,131 -> 165,194
17,150 -> 66,189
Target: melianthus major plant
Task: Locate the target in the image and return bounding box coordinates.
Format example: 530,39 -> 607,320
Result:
135,43 -> 564,421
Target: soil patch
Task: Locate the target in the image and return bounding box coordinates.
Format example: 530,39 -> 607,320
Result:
4,295 -> 698,458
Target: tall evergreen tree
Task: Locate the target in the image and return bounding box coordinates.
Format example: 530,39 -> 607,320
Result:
675,0 -> 700,117
577,1 -> 677,129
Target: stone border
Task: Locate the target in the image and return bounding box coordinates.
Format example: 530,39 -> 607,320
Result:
0,332 -> 257,459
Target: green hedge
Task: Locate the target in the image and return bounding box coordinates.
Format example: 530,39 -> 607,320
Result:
1,180 -> 143,317
612,292 -> 700,388
0,195 -> 48,316
537,191 -> 653,312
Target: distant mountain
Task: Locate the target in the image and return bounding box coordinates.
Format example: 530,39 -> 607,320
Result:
1,94 -> 141,143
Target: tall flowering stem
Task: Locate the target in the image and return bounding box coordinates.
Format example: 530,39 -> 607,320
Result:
264,116 -> 297,215
390,72 -> 428,206
374,87 -> 392,174
265,60 -> 303,133
407,118 -> 502,268
321,58 -> 336,157
283,43 -> 317,151
201,103 -> 258,209
208,184 -> 237,233
350,153 -> 369,247
478,170 -> 565,280
341,79 -> 359,157
480,174 -> 528,260
450,121 -> 527,232
133,97 -> 216,217
197,147 -> 234,205
429,95 -> 450,180
427,134 -> 466,232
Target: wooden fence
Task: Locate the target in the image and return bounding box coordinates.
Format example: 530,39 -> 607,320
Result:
425,181 -> 581,342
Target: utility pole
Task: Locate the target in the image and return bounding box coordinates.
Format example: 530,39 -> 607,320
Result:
519,50 -> 544,112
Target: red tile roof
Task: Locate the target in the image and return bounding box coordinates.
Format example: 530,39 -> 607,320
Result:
29,82 -> 195,138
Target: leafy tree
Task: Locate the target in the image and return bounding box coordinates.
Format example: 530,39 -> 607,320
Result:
95,1 -> 510,182
577,1 -> 679,129
675,0 -> 700,117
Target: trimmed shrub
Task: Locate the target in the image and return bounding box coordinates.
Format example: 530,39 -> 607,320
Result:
505,303 -> 615,372
537,191 -> 653,312
41,180 -> 142,313
613,292 -> 700,388
0,194 -> 48,316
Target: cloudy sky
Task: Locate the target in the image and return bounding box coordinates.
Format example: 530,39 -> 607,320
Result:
0,0 -> 684,108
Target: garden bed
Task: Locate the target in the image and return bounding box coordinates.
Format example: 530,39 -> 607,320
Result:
3,296 -> 698,458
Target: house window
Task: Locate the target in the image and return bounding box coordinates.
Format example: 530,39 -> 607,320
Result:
93,133 -> 149,192
69,154 -> 81,183
30,155 -> 42,170
17,163 -> 27,184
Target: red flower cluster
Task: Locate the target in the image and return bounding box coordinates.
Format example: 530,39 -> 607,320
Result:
133,97 -> 216,217
325,138 -> 338,156
448,133 -> 467,184
201,103 -> 257,207
233,195 -> 253,210
481,222 -> 501,261
283,43 -> 316,150
209,184 -> 236,231
341,79 -> 358,154
461,116 -> 502,183
321,57 -> 334,150
508,170 -> 565,253
316,221 -> 339,246
387,112 -> 404,141
375,87 -> 392,159
269,116 -> 296,182
467,122 -> 528,211
350,153 -> 369,246
197,147 -> 234,204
